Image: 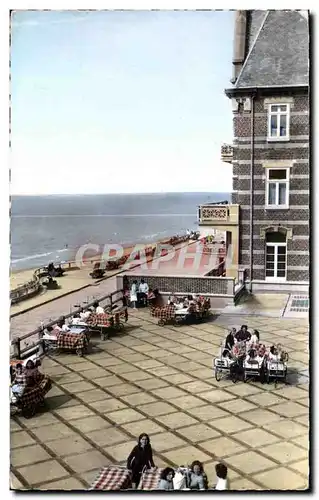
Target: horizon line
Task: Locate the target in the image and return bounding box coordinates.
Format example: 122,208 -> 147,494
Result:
10,191 -> 232,197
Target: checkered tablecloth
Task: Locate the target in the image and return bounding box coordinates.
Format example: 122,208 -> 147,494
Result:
151,305 -> 175,320
15,375 -> 52,408
90,467 -> 132,490
138,468 -> 163,490
56,332 -> 88,350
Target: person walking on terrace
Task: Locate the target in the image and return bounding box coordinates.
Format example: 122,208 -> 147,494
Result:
127,433 -> 155,489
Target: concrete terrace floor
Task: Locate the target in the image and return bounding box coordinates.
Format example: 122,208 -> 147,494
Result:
10,309 -> 309,491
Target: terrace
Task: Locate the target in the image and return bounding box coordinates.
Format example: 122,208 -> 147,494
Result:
11,309 -> 309,491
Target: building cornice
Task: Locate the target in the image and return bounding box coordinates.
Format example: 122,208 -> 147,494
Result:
225,85 -> 308,99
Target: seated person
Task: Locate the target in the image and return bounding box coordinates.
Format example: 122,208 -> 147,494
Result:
71,313 -> 82,325
80,307 -> 92,320
268,345 -> 280,361
225,328 -> 236,350
55,317 -> 70,333
214,463 -> 228,491
158,467 -> 175,490
189,460 -> 207,490
11,363 -> 25,397
249,329 -> 260,345
245,348 -> 261,364
93,301 -> 105,315
235,324 -> 251,342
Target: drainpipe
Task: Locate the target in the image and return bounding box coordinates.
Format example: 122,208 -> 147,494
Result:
249,92 -> 256,294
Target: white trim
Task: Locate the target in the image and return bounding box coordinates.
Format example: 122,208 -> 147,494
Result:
265,242 -> 287,281
265,167 -> 290,209
267,103 -> 291,141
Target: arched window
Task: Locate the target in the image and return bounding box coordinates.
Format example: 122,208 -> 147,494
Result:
265,231 -> 287,281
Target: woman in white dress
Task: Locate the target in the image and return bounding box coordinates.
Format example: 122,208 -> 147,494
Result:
130,280 -> 138,309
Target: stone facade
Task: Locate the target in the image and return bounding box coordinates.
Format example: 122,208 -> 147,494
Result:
226,11 -> 309,287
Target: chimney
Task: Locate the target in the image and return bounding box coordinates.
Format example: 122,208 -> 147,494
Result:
231,10 -> 247,84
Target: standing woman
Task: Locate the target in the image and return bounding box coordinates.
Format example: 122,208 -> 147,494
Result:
130,280 -> 138,309
127,433 -> 155,489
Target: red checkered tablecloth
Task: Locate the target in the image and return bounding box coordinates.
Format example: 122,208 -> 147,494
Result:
90,467 -> 132,490
56,332 -> 88,350
15,376 -> 52,407
151,305 -> 175,320
138,468 -> 163,490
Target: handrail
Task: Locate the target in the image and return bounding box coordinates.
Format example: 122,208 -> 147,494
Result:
10,288 -> 125,359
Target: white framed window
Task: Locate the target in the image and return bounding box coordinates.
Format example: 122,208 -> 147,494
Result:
265,243 -> 287,281
267,103 -> 290,141
265,168 -> 289,209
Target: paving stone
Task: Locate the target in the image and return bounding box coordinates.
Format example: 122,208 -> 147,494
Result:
135,378 -> 169,390
11,431 -> 36,449
11,444 -> 51,467
79,368 -> 112,379
121,392 -> 157,406
106,440 -> 138,462
209,415 -> 253,434
10,419 -> 23,432
200,436 -> 247,457
263,419 -> 308,439
10,472 -> 25,490
46,436 -> 93,456
236,428 -> 281,447
150,432 -> 188,452
155,412 -> 198,429
108,364 -> 141,375
151,386 -> 188,400
200,389 -> 237,404
231,477 -> 262,490
246,392 -> 288,407
239,408 -> 283,426
17,460 -> 70,486
53,405 -> 96,420
262,442 -> 308,464
63,449 -> 110,473
178,424 -> 220,442
38,477 -> 85,490
224,383 -> 264,397
226,451 -> 277,475
253,466 -> 308,490
217,399 -> 258,414
89,398 -> 127,413
80,468 -> 105,487
270,402 -> 308,418
179,380 -> 215,394
188,405 -> 230,421
43,366 -> 71,376
75,388 -> 109,403
32,422 -> 77,442
172,395 -> 207,410
107,408 -> 145,424
289,459 -> 309,477
54,372 -> 84,383
147,366 -> 179,376
94,375 -> 124,387
86,427 -> 128,446
291,435 -> 309,450
67,362 -> 97,372
162,445 -> 211,465
122,419 -> 166,438
17,412 -> 61,429
62,381 -> 96,393
138,401 -> 176,417
294,415 -> 309,427
71,416 -> 111,433
120,370 -> 153,382
106,383 -> 141,397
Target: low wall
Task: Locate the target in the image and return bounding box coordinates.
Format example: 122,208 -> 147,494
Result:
120,274 -> 235,297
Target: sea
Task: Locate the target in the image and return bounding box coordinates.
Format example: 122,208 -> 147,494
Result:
10,192 -> 230,271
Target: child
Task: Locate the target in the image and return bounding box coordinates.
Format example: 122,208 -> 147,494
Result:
11,363 -> 25,397
214,463 -> 228,490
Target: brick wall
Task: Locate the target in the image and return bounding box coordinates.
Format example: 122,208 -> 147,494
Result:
123,274 -> 234,296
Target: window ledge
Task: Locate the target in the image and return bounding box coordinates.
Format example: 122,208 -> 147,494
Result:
265,206 -> 290,210
265,277 -> 287,282
267,137 -> 290,142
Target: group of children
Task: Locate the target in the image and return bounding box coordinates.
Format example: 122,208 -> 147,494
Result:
127,433 -> 228,490
222,325 -> 286,364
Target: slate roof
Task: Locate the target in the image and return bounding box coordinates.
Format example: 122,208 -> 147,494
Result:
235,10 -> 309,89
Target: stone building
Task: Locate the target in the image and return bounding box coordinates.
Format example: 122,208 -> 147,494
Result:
224,10 -> 310,292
